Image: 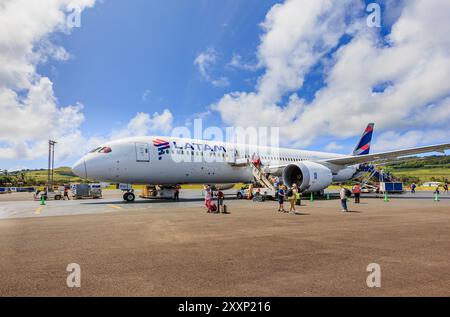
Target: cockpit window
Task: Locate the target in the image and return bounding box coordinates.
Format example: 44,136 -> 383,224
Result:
99,147 -> 112,153
89,147 -> 102,153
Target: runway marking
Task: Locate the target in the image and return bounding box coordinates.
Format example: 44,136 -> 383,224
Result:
35,207 -> 42,215
107,204 -> 123,210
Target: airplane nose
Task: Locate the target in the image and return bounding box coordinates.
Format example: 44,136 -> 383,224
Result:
72,159 -> 87,179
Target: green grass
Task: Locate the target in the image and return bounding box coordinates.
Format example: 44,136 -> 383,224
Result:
388,167 -> 449,182
7,167 -> 84,185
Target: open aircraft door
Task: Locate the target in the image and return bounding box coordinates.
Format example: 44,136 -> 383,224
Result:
226,144 -> 237,165
135,142 -> 150,162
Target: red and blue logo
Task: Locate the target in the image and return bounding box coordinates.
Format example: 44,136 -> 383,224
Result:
153,139 -> 170,160
353,123 -> 374,156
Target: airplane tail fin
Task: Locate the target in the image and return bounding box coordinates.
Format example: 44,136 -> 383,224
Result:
352,123 -> 374,156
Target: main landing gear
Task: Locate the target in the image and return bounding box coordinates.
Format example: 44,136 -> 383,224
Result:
123,191 -> 135,202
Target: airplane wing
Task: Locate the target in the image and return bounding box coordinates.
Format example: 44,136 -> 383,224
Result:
323,143 -> 450,166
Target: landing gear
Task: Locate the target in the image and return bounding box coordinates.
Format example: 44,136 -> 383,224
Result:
123,191 -> 135,202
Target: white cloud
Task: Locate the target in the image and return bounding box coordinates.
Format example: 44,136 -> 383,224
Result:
112,110 -> 174,139
194,48 -> 230,87
324,142 -> 344,152
0,0 -> 96,162
213,0 -> 450,150
142,89 -> 151,101
228,54 -> 259,71
372,129 -> 450,152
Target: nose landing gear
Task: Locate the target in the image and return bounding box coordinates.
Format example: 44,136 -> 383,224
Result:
123,191 -> 135,202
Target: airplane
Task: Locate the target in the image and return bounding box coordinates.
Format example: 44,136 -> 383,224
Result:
72,123 -> 450,202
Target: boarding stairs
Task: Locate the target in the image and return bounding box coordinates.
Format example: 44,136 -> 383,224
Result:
359,164 -> 394,186
250,162 -> 276,191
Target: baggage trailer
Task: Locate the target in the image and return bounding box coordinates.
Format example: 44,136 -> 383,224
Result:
380,182 -> 404,194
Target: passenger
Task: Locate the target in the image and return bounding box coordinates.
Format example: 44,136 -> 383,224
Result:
277,185 -> 286,212
248,184 -> 254,200
296,190 -> 302,206
411,182 -> 416,194
443,183 -> 449,195
352,183 -> 361,204
204,185 -> 213,213
174,185 -> 180,202
63,187 -> 70,200
216,187 -> 225,213
274,177 -> 280,189
434,185 -> 440,196
339,184 -> 348,212
289,184 -> 298,214
264,165 -> 271,179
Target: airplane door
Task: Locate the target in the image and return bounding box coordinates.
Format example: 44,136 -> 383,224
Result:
135,142 -> 150,162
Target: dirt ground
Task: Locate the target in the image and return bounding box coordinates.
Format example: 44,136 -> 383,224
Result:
0,195 -> 449,296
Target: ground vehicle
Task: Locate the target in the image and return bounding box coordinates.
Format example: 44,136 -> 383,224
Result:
236,184 -> 276,200
71,183 -> 102,199
34,190 -> 63,201
380,182 -> 404,193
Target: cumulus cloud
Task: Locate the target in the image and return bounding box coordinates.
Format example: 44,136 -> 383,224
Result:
0,0 -> 96,162
373,129 -> 450,152
194,48 -> 230,87
112,110 -> 174,139
228,54 -> 259,71
213,0 -> 450,150
324,142 -> 345,152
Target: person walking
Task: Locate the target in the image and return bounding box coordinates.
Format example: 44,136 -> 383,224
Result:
63,187 -> 70,200
443,183 -> 449,195
289,184 -> 298,214
204,185 -> 213,213
352,183 -> 361,204
339,184 -> 348,212
277,185 -> 286,212
411,182 -> 416,194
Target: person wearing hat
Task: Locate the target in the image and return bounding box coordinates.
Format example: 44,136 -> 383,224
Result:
289,184 -> 298,214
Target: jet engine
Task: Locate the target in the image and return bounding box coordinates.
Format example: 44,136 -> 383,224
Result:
282,161 -> 333,192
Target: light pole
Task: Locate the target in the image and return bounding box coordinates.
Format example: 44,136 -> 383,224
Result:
48,140 -> 57,192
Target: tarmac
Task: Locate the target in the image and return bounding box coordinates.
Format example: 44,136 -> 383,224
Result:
0,190 -> 449,296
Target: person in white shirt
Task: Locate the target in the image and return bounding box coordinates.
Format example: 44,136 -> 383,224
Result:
339,184 -> 348,212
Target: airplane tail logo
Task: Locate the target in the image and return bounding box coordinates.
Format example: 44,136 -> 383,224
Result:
352,123 -> 374,156
153,139 -> 170,160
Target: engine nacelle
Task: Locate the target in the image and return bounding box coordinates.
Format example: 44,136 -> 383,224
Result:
282,161 -> 333,192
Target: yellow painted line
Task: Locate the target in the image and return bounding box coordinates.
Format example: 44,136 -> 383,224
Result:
35,207 -> 42,215
107,204 -> 123,210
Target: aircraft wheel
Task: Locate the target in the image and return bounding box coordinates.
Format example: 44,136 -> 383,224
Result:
237,192 -> 243,199
123,192 -> 135,202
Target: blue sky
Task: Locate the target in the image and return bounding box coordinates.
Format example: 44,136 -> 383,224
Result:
1,0 -> 449,170
42,0 -> 276,136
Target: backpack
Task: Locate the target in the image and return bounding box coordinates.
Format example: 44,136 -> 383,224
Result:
345,189 -> 352,197
287,189 -> 293,197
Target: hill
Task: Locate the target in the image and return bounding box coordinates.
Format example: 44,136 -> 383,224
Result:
384,155 -> 450,183
0,167 -> 84,186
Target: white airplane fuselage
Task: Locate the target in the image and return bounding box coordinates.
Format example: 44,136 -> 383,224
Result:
72,136 -> 358,186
